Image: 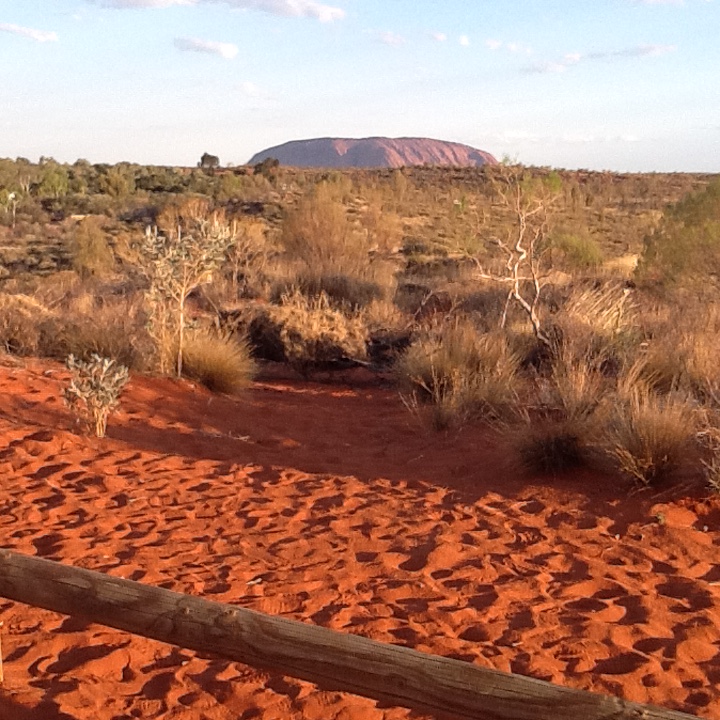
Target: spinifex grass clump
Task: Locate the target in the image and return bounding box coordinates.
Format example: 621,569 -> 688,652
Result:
181,329 -> 256,394
604,387 -> 696,486
512,353 -> 606,474
396,318 -> 519,429
63,354 -> 129,438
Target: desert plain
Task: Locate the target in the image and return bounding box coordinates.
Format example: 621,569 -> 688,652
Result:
0,356 -> 718,719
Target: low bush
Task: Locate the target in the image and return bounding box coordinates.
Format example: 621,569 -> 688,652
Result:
63,353 -> 129,438
550,230 -> 604,270
514,417 -> 591,474
41,294 -> 150,370
275,272 -> 385,311
278,183 -> 396,310
0,293 -> 53,355
244,291 -> 368,374
70,217 -> 115,278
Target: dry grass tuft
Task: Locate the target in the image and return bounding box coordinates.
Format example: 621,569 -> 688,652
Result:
603,387 -> 697,486
396,318 -> 519,429
247,290 -> 368,374
0,293 -> 54,356
507,351 -> 605,474
514,417 -> 591,474
181,330 -> 256,394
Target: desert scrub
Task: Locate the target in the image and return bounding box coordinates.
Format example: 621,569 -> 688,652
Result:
0,293 -> 54,356
508,353 -> 605,474
43,293 -> 150,371
550,229 -> 604,270
697,418 -> 720,493
396,318 -> 518,429
141,217 -> 233,377
278,182 -> 394,309
181,329 -> 256,394
603,386 -> 697,486
63,354 -> 129,438
271,290 -> 368,374
550,283 -> 637,374
70,216 -> 115,279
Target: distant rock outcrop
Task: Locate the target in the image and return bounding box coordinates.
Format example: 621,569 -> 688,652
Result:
248,137 -> 497,169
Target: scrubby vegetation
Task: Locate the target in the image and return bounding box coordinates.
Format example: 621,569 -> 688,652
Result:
63,354 -> 129,438
2,154 -> 720,492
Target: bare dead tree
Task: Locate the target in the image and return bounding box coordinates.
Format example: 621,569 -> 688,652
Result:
465,167 -> 561,347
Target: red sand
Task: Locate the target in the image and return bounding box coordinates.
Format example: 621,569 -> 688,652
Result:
0,358 -> 719,719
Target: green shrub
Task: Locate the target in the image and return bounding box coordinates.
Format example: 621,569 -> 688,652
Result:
551,230 -> 604,270
63,354 -> 129,438
636,179 -> 720,289
70,217 -> 115,278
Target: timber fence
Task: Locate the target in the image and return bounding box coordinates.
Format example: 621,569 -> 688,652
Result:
0,549 -> 698,720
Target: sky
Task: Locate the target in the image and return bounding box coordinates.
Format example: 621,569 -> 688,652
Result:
1,0 -> 719,172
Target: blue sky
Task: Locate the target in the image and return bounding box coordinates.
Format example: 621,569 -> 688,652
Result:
1,0 -> 718,171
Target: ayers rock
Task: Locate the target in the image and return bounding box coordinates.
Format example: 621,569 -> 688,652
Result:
248,137 -> 497,169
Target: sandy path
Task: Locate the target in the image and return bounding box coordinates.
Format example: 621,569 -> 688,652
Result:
0,359 -> 719,719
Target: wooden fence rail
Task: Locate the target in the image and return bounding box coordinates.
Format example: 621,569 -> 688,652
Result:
0,549 -> 696,720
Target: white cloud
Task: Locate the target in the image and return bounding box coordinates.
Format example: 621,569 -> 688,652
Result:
174,36 -> 238,58
238,0 -> 344,22
525,43 -> 676,72
94,0 -> 345,21
587,43 -> 676,59
431,31 -> 447,42
100,0 -> 193,6
485,38 -> 531,54
375,30 -> 405,46
459,34 -> 470,46
240,81 -> 264,96
506,41 -> 532,55
0,22 -> 58,42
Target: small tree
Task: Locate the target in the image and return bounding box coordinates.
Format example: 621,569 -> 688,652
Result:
71,217 -> 115,278
225,218 -> 269,294
64,354 -> 129,438
199,153 -> 220,171
36,163 -> 69,200
0,190 -> 18,229
141,215 -> 233,377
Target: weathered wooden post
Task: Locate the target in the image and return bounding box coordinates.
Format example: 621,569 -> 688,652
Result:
0,550 -> 696,720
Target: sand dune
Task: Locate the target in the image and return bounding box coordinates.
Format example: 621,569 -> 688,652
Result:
0,358 -> 719,719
